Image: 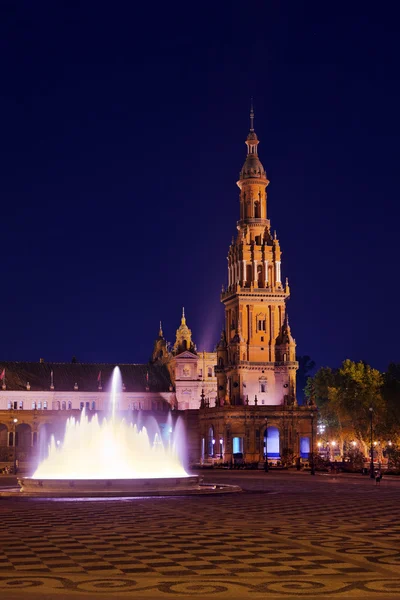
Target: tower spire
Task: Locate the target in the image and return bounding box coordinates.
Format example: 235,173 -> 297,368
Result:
181,307 -> 186,324
159,321 -> 163,337
250,98 -> 254,132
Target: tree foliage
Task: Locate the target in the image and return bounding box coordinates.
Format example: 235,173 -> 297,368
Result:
307,359 -> 399,457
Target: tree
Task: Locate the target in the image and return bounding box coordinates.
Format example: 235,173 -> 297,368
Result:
307,360 -> 385,458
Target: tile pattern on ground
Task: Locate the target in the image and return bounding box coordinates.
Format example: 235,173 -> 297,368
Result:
0,474 -> 400,596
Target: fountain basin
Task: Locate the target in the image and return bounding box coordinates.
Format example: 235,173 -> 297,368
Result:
16,476 -> 241,497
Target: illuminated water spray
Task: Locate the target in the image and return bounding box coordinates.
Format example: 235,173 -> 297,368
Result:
32,367 -> 188,480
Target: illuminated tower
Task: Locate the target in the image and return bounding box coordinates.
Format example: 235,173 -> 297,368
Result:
216,106 -> 298,406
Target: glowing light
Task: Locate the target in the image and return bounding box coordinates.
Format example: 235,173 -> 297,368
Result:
388,441 -> 393,446
32,367 -> 188,481
331,441 -> 336,447
352,441 -> 357,447
374,441 -> 378,446
13,418 -> 18,424
317,442 -> 322,447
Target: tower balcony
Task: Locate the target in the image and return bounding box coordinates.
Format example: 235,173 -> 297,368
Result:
237,218 -> 270,229
221,283 -> 289,301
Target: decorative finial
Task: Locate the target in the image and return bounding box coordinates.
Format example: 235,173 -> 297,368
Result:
250,98 -> 254,132
181,307 -> 186,324
274,230 -> 277,240
159,320 -> 163,337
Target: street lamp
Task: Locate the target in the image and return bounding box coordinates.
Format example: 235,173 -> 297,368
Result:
264,417 -> 268,472
369,407 -> 374,479
219,438 -> 223,459
310,411 -> 315,475
13,418 -> 18,474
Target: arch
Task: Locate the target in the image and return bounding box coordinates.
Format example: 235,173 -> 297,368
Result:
257,264 -> 263,287
264,426 -> 280,459
207,425 -> 215,457
0,424 -> 8,447
16,423 -> 31,450
254,201 -> 260,218
61,401 -> 66,410
91,401 -> 96,411
68,401 -> 72,410
32,401 -> 36,410
207,367 -> 213,377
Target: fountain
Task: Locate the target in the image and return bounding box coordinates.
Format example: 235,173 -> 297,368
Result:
16,367 -> 240,497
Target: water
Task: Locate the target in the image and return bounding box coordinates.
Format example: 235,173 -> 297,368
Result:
32,367 -> 189,480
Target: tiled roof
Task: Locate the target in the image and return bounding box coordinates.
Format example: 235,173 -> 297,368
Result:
0,362 -> 172,393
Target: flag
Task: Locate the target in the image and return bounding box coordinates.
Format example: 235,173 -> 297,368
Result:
0,369 -> 5,381
97,371 -> 101,382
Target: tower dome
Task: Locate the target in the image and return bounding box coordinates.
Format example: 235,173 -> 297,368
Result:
239,104 -> 267,181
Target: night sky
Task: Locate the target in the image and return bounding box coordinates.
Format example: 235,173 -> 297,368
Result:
1,2 -> 399,371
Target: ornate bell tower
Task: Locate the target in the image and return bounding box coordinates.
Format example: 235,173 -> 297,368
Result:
216,106 -> 298,407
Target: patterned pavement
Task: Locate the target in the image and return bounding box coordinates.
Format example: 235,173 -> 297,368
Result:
0,471 -> 400,598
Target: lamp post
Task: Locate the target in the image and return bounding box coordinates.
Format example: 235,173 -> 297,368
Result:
369,407 -> 374,479
264,417 -> 268,472
13,418 -> 18,475
310,411 -> 315,475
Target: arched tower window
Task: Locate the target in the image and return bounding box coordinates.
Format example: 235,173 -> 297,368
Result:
254,201 -> 260,218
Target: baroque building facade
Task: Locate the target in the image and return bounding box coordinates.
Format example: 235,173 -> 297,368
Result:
0,110 -> 314,470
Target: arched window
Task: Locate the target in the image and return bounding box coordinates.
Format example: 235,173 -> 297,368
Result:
32,401 -> 36,410
43,401 -> 48,410
218,357 -> 223,367
7,401 -> 12,409
264,426 -> 280,459
208,426 -> 215,457
91,401 -> 96,410
68,401 -> 72,410
62,401 -> 66,410
56,401 -> 60,410
208,367 -> 213,377
38,402 -> 42,410
80,402 -> 84,411
254,201 -> 260,218
19,401 -> 23,409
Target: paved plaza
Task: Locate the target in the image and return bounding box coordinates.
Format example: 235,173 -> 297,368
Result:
0,471 -> 400,599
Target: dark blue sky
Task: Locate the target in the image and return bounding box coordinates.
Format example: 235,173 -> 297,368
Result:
1,1 -> 399,370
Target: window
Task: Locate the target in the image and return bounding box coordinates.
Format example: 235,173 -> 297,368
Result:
91,401 -> 96,410
208,367 -> 213,377
13,401 -> 17,410
198,369 -> 202,378
260,383 -> 266,393
68,401 -> 72,410
32,401 -> 36,410
62,401 -> 66,410
38,402 -> 42,409
261,336 -> 264,342
19,401 -> 23,409
7,401 -> 12,409
43,401 -> 48,410
80,402 -> 84,410
85,402 -> 90,410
